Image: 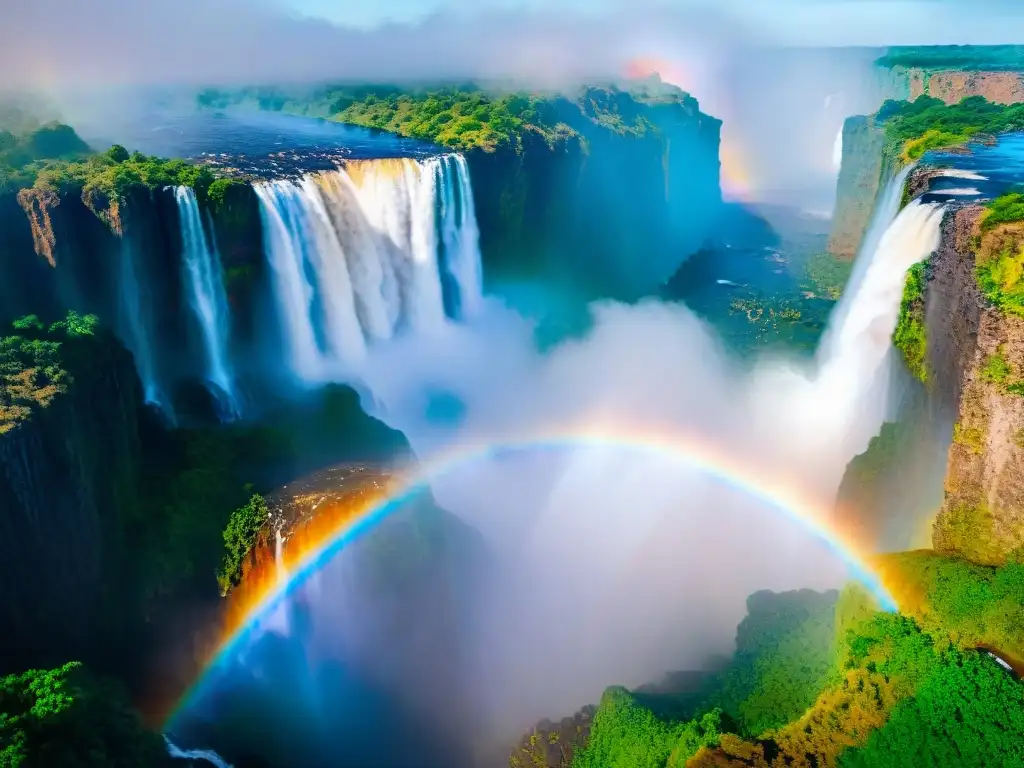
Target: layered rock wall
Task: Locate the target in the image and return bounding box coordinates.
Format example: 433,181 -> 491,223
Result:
926,206 -> 1024,564
906,68 -> 1024,104
827,116 -> 888,260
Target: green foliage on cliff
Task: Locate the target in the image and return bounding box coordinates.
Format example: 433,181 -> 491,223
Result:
875,95 -> 1024,163
216,493 -> 271,595
206,177 -> 250,207
877,550 -> 1024,661
30,149 -> 214,205
560,558 -> 1024,768
333,88 -> 572,151
0,661 -> 170,766
0,122 -> 91,190
838,647 -> 1024,768
979,345 -> 1024,396
804,253 -> 854,300
0,311 -> 99,434
981,190 -> 1024,230
0,121 -> 215,212
876,45 -> 1024,72
571,688 -> 725,768
197,78 -> 699,153
893,261 -> 929,382
974,191 -> 1024,317
703,590 -> 839,737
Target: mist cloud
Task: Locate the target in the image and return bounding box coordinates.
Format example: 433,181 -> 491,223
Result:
5,0 -> 1024,92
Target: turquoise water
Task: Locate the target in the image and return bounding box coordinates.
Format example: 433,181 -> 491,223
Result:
921,132 -> 1024,203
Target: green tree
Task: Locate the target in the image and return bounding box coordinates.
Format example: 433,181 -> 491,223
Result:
0,662 -> 170,767
105,144 -> 130,164
217,493 -> 271,594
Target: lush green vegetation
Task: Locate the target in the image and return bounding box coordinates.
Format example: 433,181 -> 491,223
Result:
893,261 -> 929,382
216,493 -> 271,595
573,690 -> 725,768
839,647 -> 1024,768
197,79 -> 697,153
571,551 -> 1024,768
0,122 -> 91,191
877,550 -> 1024,660
0,662 -> 170,766
876,45 -> 1024,72
803,252 -> 854,300
1,122 -> 215,215
874,95 -> 1024,163
974,191 -> 1024,316
702,590 -> 839,737
979,345 -> 1024,396
0,312 -> 99,434
333,89 -> 576,151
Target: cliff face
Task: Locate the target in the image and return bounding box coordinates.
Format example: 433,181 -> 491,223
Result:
906,68 -> 1024,104
468,89 -> 722,299
0,329 -> 143,670
827,116 -> 888,260
925,206 -> 1024,564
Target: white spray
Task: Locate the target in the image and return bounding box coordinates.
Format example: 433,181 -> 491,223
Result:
164,735 -> 232,767
183,156 -> 946,756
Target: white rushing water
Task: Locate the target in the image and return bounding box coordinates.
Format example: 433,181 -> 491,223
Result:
165,735 -> 232,767
255,154 -> 481,386
832,123 -> 844,171
118,241 -> 166,415
174,186 -> 238,417
936,168 -> 987,181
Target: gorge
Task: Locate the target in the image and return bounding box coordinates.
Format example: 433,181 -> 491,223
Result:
2,42 -> 1024,768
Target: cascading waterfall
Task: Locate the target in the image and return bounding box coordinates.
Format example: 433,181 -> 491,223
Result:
437,154 -> 484,319
174,186 -> 239,417
255,155 -> 482,386
164,736 -> 231,767
118,240 -> 167,415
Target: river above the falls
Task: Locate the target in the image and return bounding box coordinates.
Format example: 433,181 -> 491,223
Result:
75,108 -> 443,179
921,131 -> 1024,203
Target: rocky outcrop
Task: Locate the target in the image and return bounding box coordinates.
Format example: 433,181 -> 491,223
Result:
0,329 -> 144,671
508,706 -> 595,768
827,116 -> 888,260
925,206 -> 1024,564
907,69 -> 1024,104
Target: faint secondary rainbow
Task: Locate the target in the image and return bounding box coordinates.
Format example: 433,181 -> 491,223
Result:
164,423 -> 898,725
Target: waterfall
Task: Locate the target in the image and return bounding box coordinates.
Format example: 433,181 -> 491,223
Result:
812,181 -> 945,463
821,166 -> 915,350
118,240 -> 167,415
164,735 -> 232,767
832,124 -> 844,172
438,154 -> 484,319
174,186 -> 238,417
254,154 -> 482,386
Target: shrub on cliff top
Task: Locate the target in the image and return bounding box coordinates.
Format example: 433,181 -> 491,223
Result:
216,493 -> 271,595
